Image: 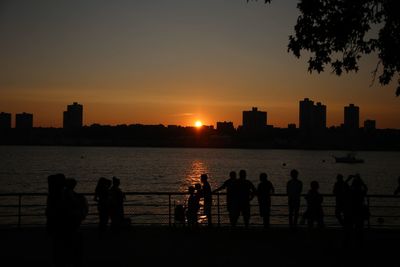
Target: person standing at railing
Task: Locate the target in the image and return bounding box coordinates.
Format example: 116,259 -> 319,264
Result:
344,174 -> 369,246
200,174 -> 213,227
333,174 -> 349,227
94,177 -> 112,233
46,173 -> 67,267
46,174 -> 86,267
304,181 -> 324,228
236,169 -> 256,228
257,173 -> 275,229
46,173 -> 66,235
64,178 -> 87,266
213,171 -> 239,227
186,185 -> 200,227
286,169 -> 303,229
109,176 -> 127,231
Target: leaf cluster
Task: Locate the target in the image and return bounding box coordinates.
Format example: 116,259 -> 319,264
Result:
250,0 -> 400,96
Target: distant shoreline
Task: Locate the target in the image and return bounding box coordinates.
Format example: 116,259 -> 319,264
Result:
1,126 -> 399,151
1,143 -> 399,152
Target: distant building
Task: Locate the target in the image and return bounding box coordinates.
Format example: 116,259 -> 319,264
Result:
299,98 -> 326,132
299,98 -> 314,131
314,102 -> 327,129
0,112 -> 12,129
216,121 -> 235,135
344,104 -> 359,130
242,107 -> 267,131
15,112 -> 33,129
288,123 -> 296,129
364,119 -> 376,131
63,102 -> 83,130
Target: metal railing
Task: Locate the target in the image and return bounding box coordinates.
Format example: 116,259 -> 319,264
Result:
0,192 -> 399,228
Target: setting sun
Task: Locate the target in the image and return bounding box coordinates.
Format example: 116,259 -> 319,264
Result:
195,120 -> 203,128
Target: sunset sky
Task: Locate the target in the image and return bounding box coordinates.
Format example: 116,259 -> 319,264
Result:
0,0 -> 399,128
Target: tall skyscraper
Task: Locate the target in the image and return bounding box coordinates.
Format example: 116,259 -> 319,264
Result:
63,102 -> 83,130
0,112 -> 12,129
314,102 -> 327,129
299,98 -> 326,131
15,112 -> 33,129
242,107 -> 267,131
299,98 -> 314,130
344,104 -> 359,130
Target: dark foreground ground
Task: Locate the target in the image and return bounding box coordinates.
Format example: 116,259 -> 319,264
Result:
1,226 -> 400,267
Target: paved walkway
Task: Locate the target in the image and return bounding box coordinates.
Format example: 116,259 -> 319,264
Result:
1,226 -> 399,266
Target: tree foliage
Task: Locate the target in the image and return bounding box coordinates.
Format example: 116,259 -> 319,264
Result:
248,0 -> 400,96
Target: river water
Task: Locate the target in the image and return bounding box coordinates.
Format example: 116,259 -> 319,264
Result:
0,146 -> 399,226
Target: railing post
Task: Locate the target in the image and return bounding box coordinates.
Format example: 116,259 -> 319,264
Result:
217,192 -> 220,227
168,194 -> 171,227
18,194 -> 22,229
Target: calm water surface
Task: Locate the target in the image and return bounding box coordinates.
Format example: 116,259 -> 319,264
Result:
0,146 -> 399,195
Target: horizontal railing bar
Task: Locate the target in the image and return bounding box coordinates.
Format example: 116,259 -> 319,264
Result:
1,192 -> 400,198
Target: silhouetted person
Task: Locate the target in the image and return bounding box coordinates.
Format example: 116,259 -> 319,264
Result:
109,176 -> 126,231
287,169 -> 303,229
213,171 -> 239,227
46,173 -> 66,235
194,182 -> 202,204
186,186 -> 199,227
394,176 -> 400,195
333,174 -> 349,226
64,178 -> 87,267
64,178 -> 88,231
200,174 -> 213,227
257,173 -> 274,228
344,174 -> 368,246
46,174 -> 67,267
236,169 -> 256,228
94,177 -> 112,233
46,175 -> 87,267
304,181 -> 324,228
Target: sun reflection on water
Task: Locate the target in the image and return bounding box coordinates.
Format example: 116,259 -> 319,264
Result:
180,159 -> 209,192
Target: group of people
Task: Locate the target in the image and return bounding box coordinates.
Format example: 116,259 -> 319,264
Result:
185,174 -> 213,227
94,176 -> 129,232
183,169 -> 274,229
46,174 -> 89,266
180,169 -> 375,237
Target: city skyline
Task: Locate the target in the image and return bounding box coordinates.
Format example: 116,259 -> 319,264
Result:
0,1 -> 399,128
0,100 -> 388,130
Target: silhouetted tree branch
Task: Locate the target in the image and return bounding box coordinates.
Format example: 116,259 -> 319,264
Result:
248,0 -> 400,96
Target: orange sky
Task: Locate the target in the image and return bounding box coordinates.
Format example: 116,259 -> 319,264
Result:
0,1 -> 398,128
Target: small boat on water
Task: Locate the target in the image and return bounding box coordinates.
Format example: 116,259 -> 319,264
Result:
333,153 -> 364,164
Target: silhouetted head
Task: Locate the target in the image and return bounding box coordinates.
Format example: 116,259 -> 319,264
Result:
310,181 -> 319,191
290,169 -> 298,180
260,173 -> 268,182
229,171 -> 237,180
201,174 -> 208,183
336,174 -> 344,182
96,177 -> 112,191
47,173 -> 66,195
188,186 -> 195,194
65,178 -> 77,191
194,183 -> 201,191
112,176 -> 120,187
351,174 -> 364,189
239,170 -> 246,180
